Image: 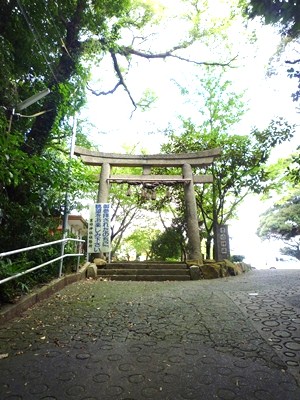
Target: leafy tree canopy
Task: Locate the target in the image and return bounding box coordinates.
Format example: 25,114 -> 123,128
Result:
150,227 -> 183,261
257,191 -> 300,241
121,227 -> 160,260
0,0 -> 219,258
160,70 -> 294,257
0,0 -> 239,155
287,148 -> 300,184
241,0 -> 300,38
257,153 -> 300,260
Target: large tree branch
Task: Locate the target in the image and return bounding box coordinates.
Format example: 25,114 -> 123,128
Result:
88,40 -> 238,113
87,81 -> 122,96
111,204 -> 141,241
88,51 -> 137,110
285,59 -> 300,65
118,45 -> 238,67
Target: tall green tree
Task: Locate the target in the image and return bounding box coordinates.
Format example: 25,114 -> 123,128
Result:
121,227 -> 160,260
110,185 -> 144,256
150,226 -> 183,261
257,190 -> 300,260
161,71 -> 294,258
0,0 -> 251,298
0,145 -> 95,252
256,153 -> 300,260
1,0 -> 238,156
0,0 -> 243,253
257,191 -> 300,240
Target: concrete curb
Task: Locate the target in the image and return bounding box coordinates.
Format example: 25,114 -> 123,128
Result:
0,262 -> 89,324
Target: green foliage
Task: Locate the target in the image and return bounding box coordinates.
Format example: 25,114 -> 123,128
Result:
161,71 -> 294,258
252,118 -> 294,162
241,0 -> 300,38
287,147 -> 300,184
0,145 -> 94,251
280,241 -> 300,261
0,258 -> 33,303
0,0 -> 139,156
231,254 -> 245,262
120,227 -> 159,260
257,153 -> 300,260
240,0 -> 300,102
0,231 -> 84,303
110,182 -> 147,255
150,227 -> 183,261
259,152 -> 300,214
137,88 -> 159,111
257,190 -> 300,241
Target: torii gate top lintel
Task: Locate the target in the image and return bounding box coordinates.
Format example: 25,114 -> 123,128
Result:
74,146 -> 221,167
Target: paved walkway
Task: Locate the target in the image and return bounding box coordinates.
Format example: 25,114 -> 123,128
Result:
1,269 -> 300,399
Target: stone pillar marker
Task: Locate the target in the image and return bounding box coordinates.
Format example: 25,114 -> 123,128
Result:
182,163 -> 203,263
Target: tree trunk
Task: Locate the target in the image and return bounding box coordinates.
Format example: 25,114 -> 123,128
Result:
23,0 -> 86,155
206,237 -> 212,260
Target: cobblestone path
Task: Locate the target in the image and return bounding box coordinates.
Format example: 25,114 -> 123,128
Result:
1,270 -> 300,399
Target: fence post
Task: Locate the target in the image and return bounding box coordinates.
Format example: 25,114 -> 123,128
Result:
58,236 -> 66,278
76,240 -> 80,272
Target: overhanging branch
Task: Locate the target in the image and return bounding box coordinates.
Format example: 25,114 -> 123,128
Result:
88,39 -> 237,112
119,46 -> 238,67
87,50 -> 137,111
286,59 -> 300,65
87,81 -> 122,96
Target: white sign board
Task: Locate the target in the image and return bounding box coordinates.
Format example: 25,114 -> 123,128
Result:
88,203 -> 111,253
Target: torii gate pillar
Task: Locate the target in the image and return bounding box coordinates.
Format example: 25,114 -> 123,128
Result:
183,163 -> 202,262
97,162 -> 110,203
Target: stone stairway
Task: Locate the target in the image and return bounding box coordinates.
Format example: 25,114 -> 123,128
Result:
97,261 -> 191,281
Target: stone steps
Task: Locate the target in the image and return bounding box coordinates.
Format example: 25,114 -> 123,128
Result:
97,262 -> 191,281
104,262 -> 188,269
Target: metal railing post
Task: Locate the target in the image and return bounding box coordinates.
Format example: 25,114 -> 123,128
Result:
58,235 -> 66,278
76,240 -> 80,272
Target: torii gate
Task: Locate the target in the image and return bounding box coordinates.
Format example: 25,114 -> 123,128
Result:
74,146 -> 221,264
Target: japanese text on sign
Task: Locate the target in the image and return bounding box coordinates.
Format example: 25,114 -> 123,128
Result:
88,203 -> 111,253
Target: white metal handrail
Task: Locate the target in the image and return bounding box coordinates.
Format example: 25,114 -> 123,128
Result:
0,238 -> 81,257
0,238 -> 85,286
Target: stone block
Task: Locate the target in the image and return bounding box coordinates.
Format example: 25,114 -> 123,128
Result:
224,259 -> 243,275
186,259 -> 203,267
93,258 -> 107,267
199,264 -> 221,279
189,265 -> 201,280
236,262 -> 253,272
86,263 -> 97,279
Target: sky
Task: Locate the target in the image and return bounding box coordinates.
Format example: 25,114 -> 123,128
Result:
79,1 -> 300,267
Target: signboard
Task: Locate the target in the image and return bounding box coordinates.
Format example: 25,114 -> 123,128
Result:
88,203 -> 111,253
216,224 -> 230,260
